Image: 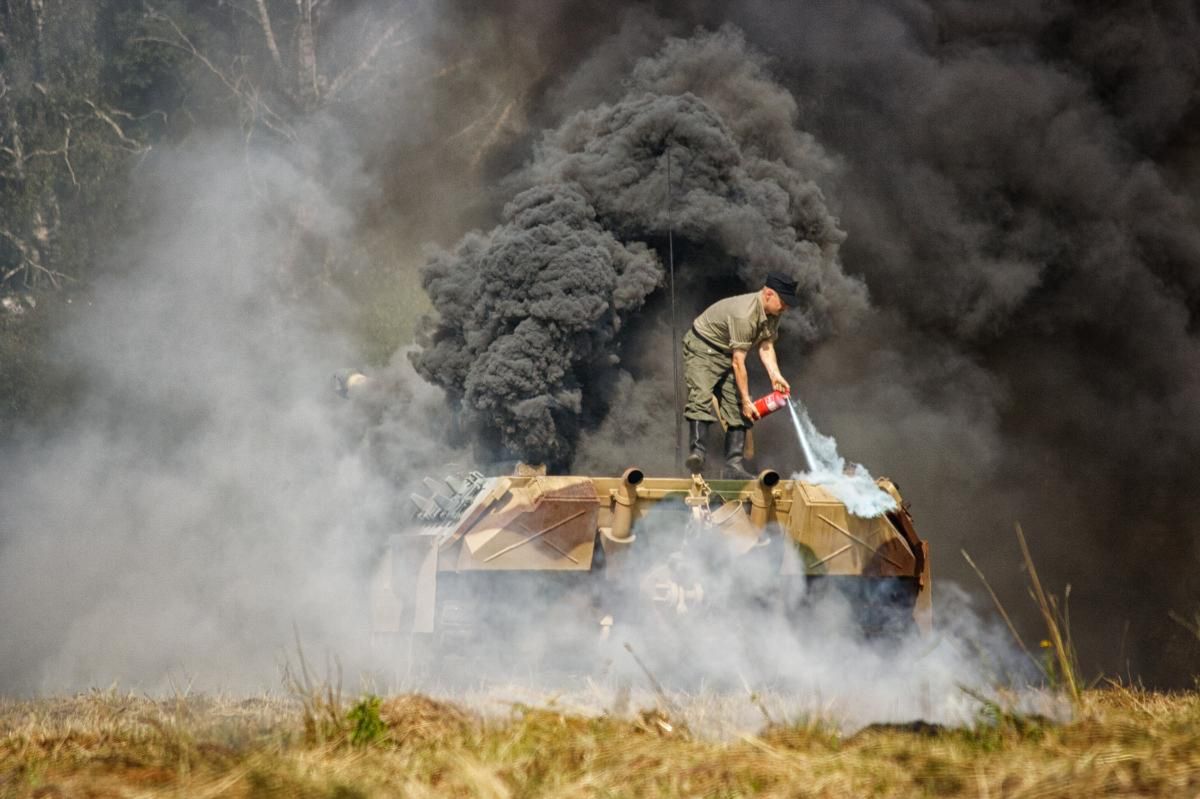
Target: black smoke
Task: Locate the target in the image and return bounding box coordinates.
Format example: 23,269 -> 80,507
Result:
720,0 -> 1200,687
412,184 -> 661,465
412,27 -> 865,465
408,1 -> 1200,685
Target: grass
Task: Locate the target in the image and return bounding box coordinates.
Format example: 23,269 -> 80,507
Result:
964,523 -> 1085,706
2,685 -> 1199,797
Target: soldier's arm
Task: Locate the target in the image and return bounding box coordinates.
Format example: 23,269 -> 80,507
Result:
757,340 -> 790,394
731,349 -> 760,420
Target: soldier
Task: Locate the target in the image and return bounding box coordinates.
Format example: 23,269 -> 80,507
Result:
683,274 -> 797,478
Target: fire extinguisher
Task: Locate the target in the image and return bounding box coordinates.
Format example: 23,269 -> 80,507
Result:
751,389 -> 790,418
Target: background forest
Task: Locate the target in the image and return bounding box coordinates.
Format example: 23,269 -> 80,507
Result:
0,0 -> 468,431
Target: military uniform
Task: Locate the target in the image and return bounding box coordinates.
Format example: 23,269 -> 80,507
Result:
683,291 -> 780,429
680,275 -> 797,478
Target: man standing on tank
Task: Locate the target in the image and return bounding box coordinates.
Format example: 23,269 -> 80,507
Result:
683,273 -> 797,479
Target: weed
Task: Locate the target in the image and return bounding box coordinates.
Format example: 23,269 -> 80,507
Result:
346,695 -> 387,747
282,628 -> 347,746
1016,523 -> 1081,703
964,524 -> 1083,703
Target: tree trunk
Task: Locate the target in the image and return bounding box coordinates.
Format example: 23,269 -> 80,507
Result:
254,0 -> 286,80
294,0 -> 320,110
28,0 -> 45,83
30,190 -> 60,288
0,72 -> 24,184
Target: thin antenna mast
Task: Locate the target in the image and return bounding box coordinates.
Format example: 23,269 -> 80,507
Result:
667,147 -> 683,472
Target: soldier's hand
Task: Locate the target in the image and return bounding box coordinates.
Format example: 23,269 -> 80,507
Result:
742,398 -> 761,421
772,375 -> 791,395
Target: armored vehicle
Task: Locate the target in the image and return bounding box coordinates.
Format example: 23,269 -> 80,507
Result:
369,464 -> 931,676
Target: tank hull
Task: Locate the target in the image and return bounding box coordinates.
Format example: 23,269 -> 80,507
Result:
370,470 -> 931,676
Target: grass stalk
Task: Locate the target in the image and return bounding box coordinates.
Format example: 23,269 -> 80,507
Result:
961,548 -> 1047,680
1015,523 -> 1080,704
282,624 -> 346,745
1168,609 -> 1200,642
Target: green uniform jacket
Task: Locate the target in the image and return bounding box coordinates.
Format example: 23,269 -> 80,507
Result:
683,292 -> 779,429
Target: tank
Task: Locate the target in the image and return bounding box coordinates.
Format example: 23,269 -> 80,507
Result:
369,463 -> 931,677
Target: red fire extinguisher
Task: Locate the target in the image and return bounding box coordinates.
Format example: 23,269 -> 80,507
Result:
752,389 -> 790,418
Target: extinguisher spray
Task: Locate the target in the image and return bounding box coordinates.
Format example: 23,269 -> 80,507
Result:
751,389 -> 791,418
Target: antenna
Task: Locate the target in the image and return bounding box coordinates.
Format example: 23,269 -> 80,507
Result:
667,146 -> 683,473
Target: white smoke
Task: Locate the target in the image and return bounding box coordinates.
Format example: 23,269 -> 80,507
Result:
406,505 -> 1066,734
0,130 -> 412,694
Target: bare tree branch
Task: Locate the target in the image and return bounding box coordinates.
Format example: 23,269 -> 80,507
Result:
23,116 -> 78,188
444,96 -> 505,143
324,21 -> 406,101
81,100 -> 149,152
471,99 -> 517,168
138,9 -> 297,141
0,230 -> 30,283
29,261 -> 68,288
293,0 -> 320,108
0,227 -> 70,289
60,122 -> 77,187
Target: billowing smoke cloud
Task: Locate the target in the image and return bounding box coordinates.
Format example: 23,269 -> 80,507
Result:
411,27 -> 867,466
412,184 -> 661,465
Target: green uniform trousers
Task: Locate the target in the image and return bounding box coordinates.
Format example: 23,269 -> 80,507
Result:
682,330 -> 751,430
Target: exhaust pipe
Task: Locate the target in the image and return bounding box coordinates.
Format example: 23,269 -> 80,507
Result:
749,468 -> 780,528
608,467 -> 644,544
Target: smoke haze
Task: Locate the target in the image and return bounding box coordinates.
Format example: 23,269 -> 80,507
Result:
2,0 -> 1200,698
0,131 -> 393,692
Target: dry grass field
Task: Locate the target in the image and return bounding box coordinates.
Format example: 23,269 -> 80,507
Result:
2,684 -> 1198,798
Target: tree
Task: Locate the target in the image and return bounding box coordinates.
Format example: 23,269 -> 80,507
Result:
134,0 -> 410,143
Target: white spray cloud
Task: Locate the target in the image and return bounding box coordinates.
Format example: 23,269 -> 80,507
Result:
787,399 -> 897,518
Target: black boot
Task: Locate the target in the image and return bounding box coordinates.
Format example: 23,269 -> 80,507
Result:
723,428 -> 755,479
685,419 -> 710,474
